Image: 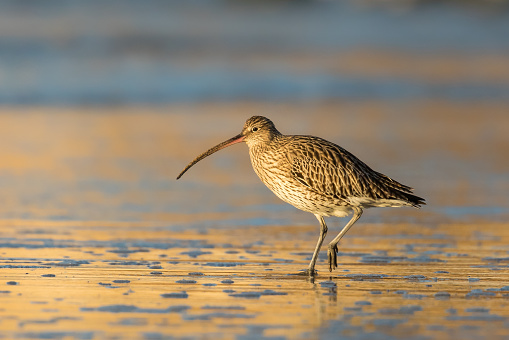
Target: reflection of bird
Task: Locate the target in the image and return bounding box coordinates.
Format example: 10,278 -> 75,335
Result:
177,116 -> 425,275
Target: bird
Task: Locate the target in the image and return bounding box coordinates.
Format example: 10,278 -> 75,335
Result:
177,116 -> 425,275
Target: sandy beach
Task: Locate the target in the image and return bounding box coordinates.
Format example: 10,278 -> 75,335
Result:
0,101 -> 508,339
1,1 -> 509,338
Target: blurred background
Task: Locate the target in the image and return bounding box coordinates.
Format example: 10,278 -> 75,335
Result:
0,0 -> 508,227
1,0 -> 509,104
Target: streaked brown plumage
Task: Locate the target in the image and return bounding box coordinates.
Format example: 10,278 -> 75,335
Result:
177,116 -> 425,275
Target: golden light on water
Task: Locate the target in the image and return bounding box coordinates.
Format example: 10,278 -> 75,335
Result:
1,1 -> 509,338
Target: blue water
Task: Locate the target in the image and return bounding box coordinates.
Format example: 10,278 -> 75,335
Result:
0,0 -> 508,104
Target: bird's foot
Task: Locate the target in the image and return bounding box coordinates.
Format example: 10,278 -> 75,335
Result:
293,268 -> 317,277
327,244 -> 339,272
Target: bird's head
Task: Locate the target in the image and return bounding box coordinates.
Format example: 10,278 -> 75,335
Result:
176,116 -> 280,179
240,116 -> 280,148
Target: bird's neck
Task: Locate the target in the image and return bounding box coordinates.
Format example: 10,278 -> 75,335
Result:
248,134 -> 283,158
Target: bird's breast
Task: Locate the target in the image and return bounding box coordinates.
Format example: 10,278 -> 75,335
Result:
248,145 -> 347,217
248,146 -> 289,190
249,146 -> 300,203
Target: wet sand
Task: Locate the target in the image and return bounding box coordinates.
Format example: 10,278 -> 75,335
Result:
0,102 -> 508,339
1,220 -> 508,339
1,1 -> 509,338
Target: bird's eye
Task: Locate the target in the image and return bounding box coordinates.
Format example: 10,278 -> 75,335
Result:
252,127 -> 259,132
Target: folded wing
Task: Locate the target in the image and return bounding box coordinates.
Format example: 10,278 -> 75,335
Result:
286,136 -> 424,207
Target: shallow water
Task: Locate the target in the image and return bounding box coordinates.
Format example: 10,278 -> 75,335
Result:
0,1 -> 508,104
1,220 -> 508,339
1,1 -> 509,339
0,103 -> 507,223
0,104 -> 508,339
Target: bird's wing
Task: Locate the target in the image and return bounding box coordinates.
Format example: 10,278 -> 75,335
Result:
285,136 -> 411,201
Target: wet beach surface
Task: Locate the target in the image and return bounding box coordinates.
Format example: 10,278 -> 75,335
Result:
1,1 -> 509,339
0,104 -> 508,339
1,219 -> 509,340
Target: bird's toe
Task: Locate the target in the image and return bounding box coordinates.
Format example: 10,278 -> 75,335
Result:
304,268 -> 317,276
291,269 -> 316,277
327,244 -> 339,272
327,247 -> 334,272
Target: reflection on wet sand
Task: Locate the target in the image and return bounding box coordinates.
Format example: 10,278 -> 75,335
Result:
0,102 -> 507,222
0,103 -> 508,339
1,221 -> 508,339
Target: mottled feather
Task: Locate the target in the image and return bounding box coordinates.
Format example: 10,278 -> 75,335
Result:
283,135 -> 424,207
177,115 -> 425,273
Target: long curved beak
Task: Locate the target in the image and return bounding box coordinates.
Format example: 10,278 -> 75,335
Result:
177,133 -> 245,179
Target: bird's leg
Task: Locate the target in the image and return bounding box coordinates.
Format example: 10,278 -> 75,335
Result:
304,214 -> 328,276
327,207 -> 363,272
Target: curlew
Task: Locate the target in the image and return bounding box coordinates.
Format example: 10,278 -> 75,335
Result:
177,116 -> 425,275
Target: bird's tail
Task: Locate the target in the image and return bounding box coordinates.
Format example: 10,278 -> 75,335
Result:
399,191 -> 426,208
376,171 -> 426,208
